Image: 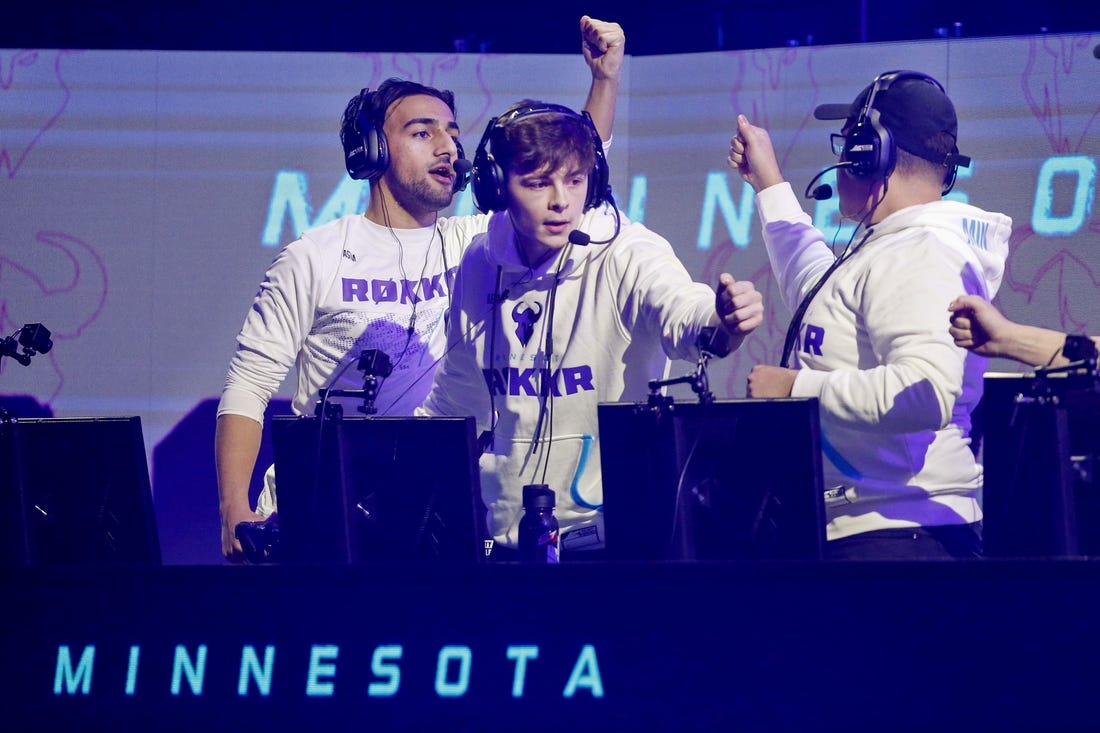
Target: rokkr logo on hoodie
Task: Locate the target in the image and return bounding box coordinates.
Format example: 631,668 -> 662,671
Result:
483,365 -> 595,397
341,271 -> 453,304
488,297 -> 595,396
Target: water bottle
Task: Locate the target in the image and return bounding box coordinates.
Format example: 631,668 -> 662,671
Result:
518,484 -> 559,564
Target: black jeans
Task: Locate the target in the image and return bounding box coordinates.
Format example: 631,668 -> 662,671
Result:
826,522 -> 983,560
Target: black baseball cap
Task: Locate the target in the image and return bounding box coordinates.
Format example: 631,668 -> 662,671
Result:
814,71 -> 961,165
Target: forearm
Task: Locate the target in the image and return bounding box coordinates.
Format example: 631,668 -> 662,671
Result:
215,413 -> 263,515
583,75 -> 619,143
1002,323 -> 1072,367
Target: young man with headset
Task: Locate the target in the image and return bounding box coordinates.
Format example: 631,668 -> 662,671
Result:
416,100 -> 763,560
215,16 -> 625,563
728,70 -> 1012,559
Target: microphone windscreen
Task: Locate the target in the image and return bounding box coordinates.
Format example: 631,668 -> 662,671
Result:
811,184 -> 833,201
452,158 -> 474,191
568,230 -> 591,246
1094,43 -> 1100,59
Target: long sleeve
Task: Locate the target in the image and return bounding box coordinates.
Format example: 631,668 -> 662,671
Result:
755,182 -> 837,313
416,245 -> 493,435
218,235 -> 322,424
607,219 -> 718,362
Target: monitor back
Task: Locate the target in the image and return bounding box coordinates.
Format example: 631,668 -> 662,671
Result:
1,416 -> 161,565
598,398 -> 826,561
982,372 -> 1100,557
271,415 -> 486,564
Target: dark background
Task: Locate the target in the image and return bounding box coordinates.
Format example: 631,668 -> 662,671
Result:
3,1 -> 1095,55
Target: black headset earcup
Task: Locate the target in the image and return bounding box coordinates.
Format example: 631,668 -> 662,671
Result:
584,149 -> 611,210
340,88 -> 388,180
452,140 -> 471,193
844,108 -> 894,180
471,119 -> 507,212
471,154 -> 506,212
942,159 -> 959,195
366,122 -> 388,179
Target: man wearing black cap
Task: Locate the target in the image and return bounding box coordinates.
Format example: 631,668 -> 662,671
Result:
728,70 -> 1013,559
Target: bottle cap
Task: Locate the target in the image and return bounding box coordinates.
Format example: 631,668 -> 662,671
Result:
522,484 -> 555,510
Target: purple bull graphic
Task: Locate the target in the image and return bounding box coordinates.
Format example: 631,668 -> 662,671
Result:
511,301 -> 542,347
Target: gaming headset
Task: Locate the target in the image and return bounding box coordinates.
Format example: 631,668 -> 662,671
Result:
340,86 -> 470,191
841,70 -> 968,193
470,102 -> 611,213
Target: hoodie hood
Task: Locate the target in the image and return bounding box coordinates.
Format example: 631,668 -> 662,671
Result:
866,199 -> 1012,297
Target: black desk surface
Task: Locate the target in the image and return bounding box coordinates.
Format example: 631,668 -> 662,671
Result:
5,560 -> 1100,731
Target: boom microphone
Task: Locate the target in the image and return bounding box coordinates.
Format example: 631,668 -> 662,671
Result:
453,158 -> 473,191
566,190 -> 624,246
803,162 -> 850,201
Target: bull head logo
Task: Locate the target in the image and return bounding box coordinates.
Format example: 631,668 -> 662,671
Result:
511,301 -> 543,347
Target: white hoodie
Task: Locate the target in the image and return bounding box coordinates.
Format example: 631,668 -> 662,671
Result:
218,212 -> 489,516
418,205 -> 724,550
757,182 -> 1012,541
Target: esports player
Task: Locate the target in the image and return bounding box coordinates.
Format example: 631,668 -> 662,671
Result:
417,99 -> 763,559
729,70 -> 1012,559
949,294 -> 1100,368
215,16 -> 625,563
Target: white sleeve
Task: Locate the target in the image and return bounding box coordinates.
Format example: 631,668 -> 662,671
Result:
608,221 -> 716,361
217,237 -> 320,423
756,182 -> 837,313
416,247 -> 492,433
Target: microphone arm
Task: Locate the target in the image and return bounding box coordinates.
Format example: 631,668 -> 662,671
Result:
803,162 -> 852,201
645,327 -> 726,407
568,190 -> 622,246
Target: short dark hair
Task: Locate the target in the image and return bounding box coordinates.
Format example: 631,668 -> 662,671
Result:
894,130 -> 957,182
365,77 -> 457,130
491,99 -> 596,177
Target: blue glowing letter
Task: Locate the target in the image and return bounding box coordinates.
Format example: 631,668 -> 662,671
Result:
306,645 -> 339,696
53,645 -> 95,696
698,173 -> 753,251
435,645 -> 472,698
238,645 -> 275,696
452,187 -> 476,216
368,645 -> 403,697
563,644 -> 604,698
125,645 -> 139,695
626,175 -> 648,223
506,645 -> 540,698
1032,155 -> 1096,236
171,645 -> 207,696
262,173 -> 368,247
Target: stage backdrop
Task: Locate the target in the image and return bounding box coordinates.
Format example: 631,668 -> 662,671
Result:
2,34 -> 1097,562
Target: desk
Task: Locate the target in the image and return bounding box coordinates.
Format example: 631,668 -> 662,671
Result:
5,560 -> 1099,731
